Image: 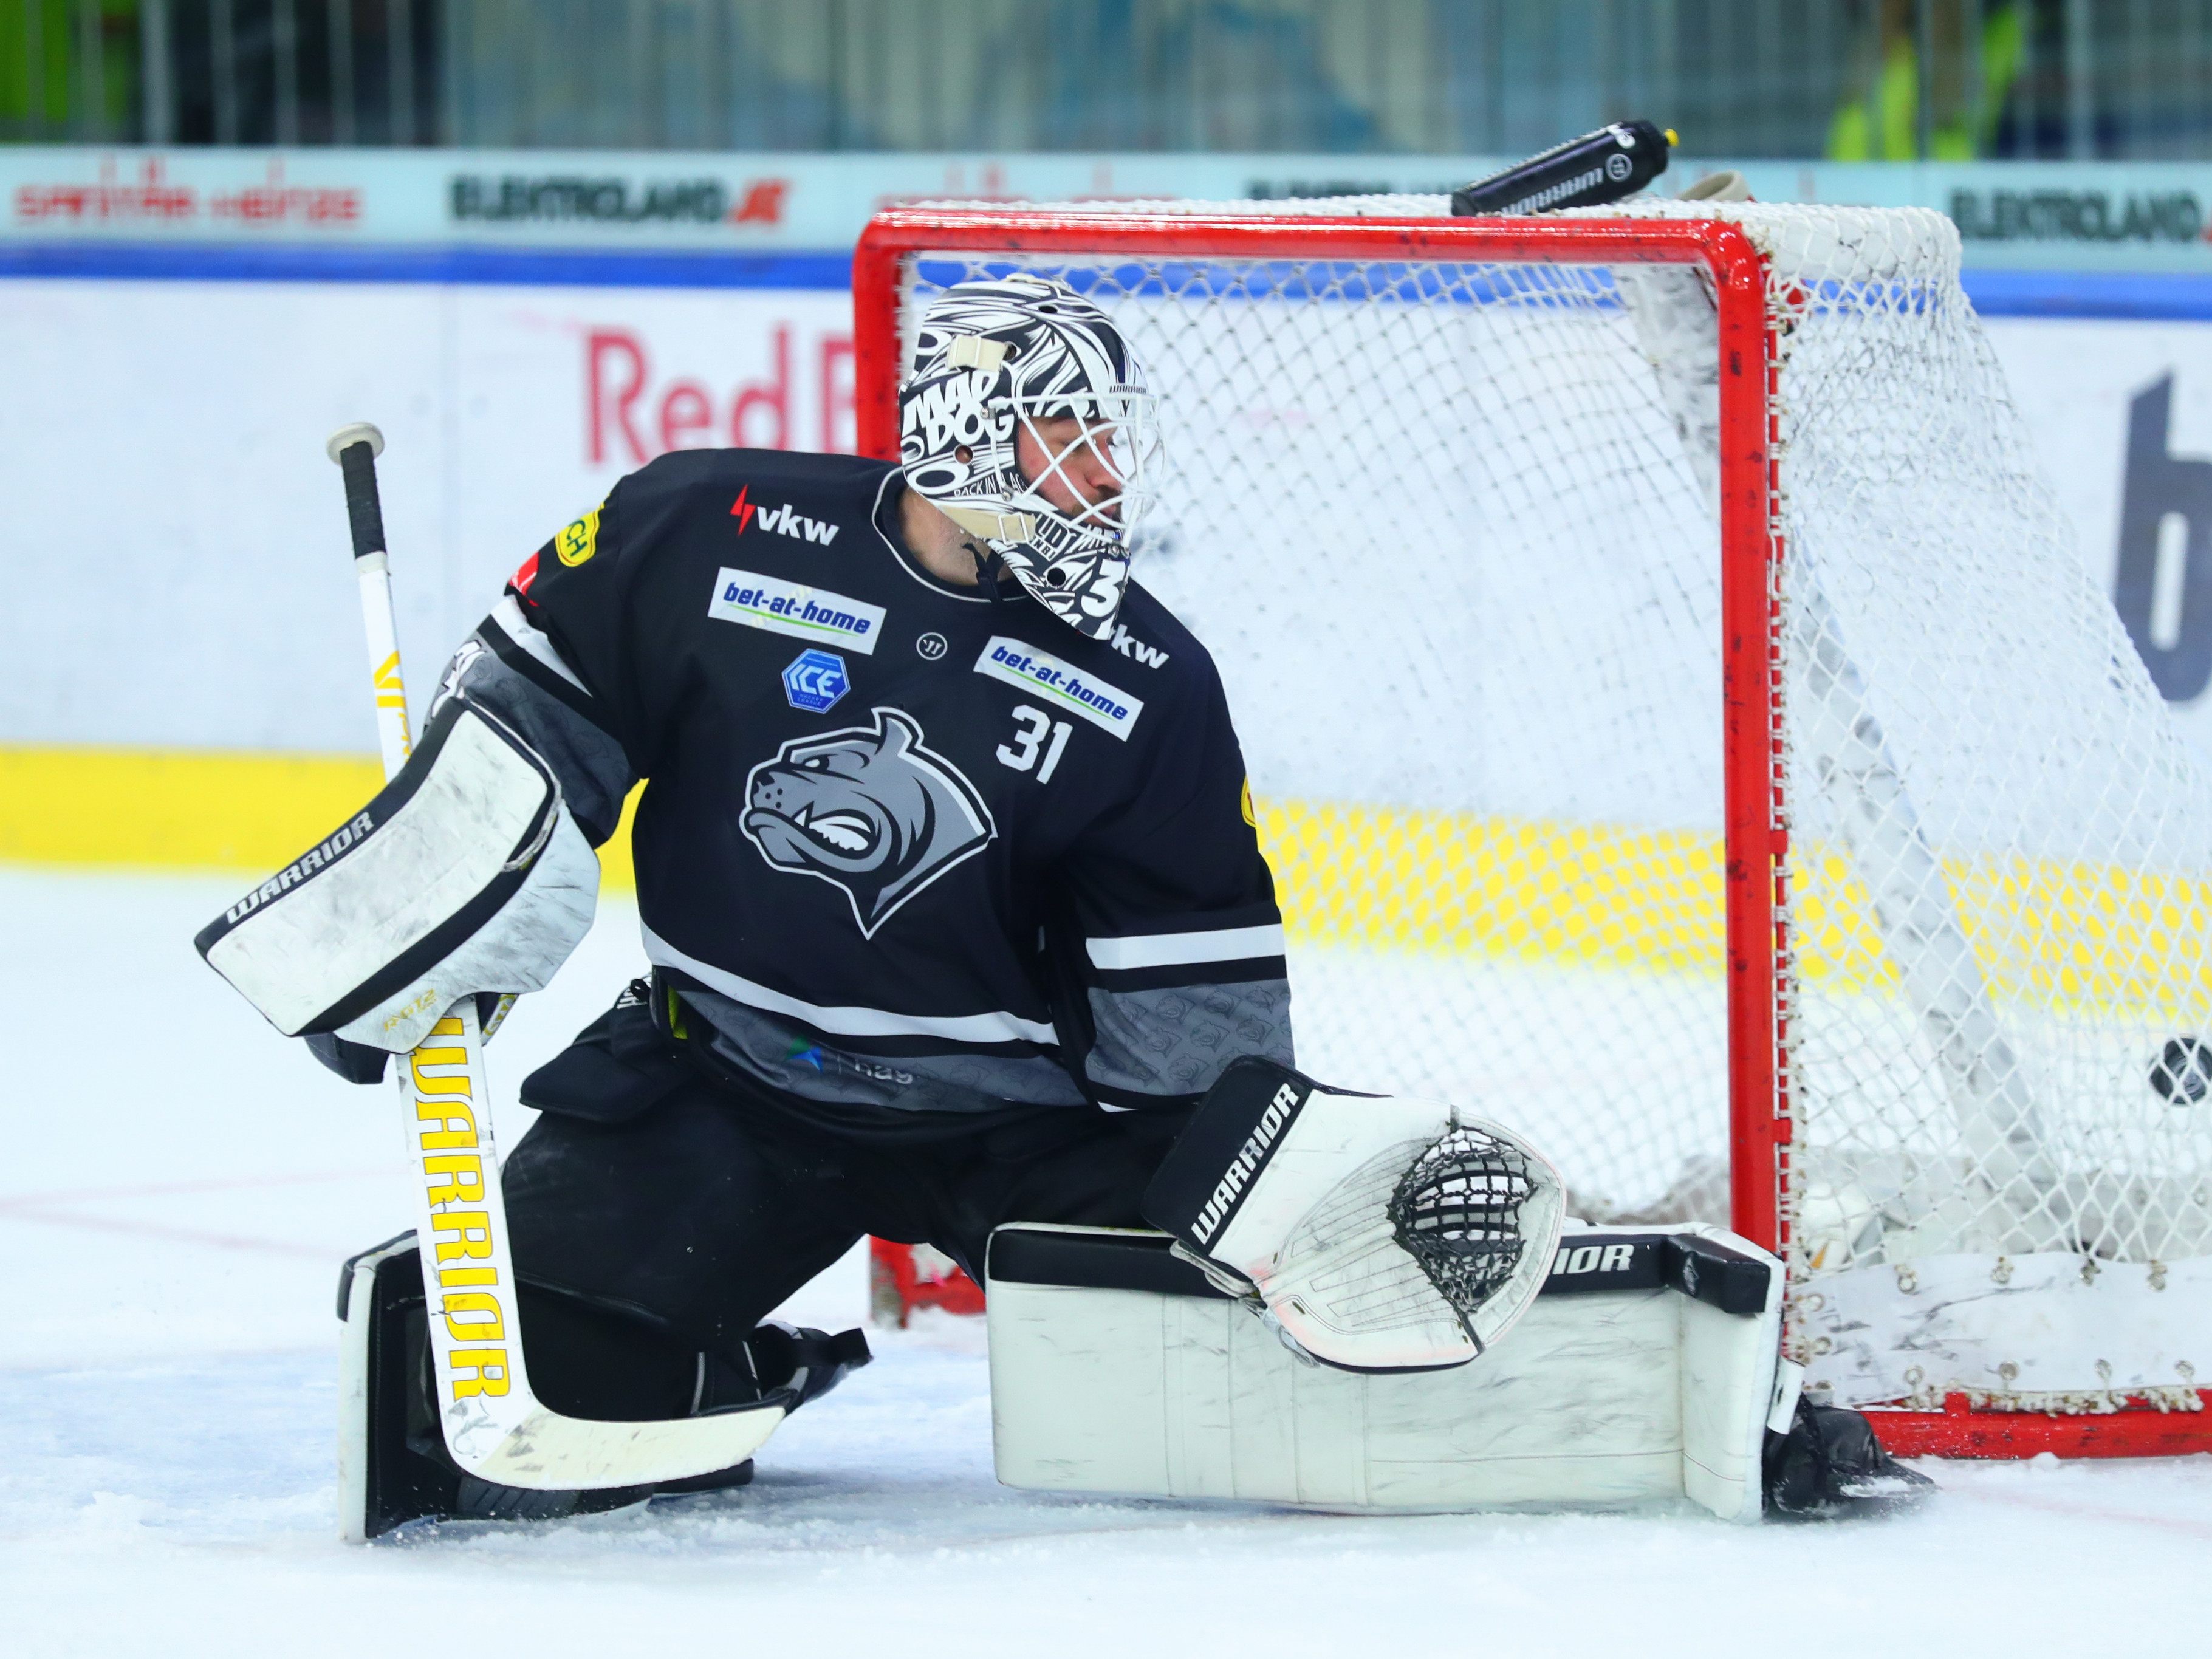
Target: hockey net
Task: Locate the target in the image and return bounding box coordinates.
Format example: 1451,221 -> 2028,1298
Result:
854,198 -> 2212,1454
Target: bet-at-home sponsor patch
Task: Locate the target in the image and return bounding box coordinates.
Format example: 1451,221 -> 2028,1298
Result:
708,567 -> 885,654
973,635 -> 1143,738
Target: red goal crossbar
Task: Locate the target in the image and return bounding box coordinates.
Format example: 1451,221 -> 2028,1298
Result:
847,207 -> 2212,1458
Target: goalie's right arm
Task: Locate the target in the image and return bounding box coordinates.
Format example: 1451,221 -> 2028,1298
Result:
194,691 -> 601,1059
464,568 -> 639,849
195,510 -> 643,1078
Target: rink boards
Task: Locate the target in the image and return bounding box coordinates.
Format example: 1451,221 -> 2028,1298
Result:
7,251 -> 2212,1250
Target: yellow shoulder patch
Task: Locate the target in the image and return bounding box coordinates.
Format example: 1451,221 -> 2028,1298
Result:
1241,776 -> 1256,827
555,505 -> 603,567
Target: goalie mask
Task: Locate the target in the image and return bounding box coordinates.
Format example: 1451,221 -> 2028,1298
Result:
898,273 -> 1160,640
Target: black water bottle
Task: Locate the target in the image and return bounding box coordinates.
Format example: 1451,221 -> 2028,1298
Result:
1450,121 -> 1676,217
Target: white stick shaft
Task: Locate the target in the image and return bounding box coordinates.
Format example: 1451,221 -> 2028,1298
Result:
354,552 -> 413,783
399,1002 -> 546,1465
348,528 -> 542,1465
397,997 -> 786,1486
337,450 -> 778,1490
340,473 -> 538,1463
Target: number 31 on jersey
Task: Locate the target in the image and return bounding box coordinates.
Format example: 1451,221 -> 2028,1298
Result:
998,705 -> 1073,783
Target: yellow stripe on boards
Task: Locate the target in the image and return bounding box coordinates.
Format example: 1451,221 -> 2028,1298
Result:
1941,851 -> 2212,1019
0,745 -> 385,871
4,745 -> 2208,1022
0,745 -> 640,891
1257,800 -> 1727,974
1256,799 -> 2212,1023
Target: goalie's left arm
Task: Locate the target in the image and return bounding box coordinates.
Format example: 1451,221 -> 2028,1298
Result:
1142,1058 -> 1567,1373
1047,623 -> 1293,1113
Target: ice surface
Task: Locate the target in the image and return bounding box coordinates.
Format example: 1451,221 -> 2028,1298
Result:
4,869 -> 2210,1656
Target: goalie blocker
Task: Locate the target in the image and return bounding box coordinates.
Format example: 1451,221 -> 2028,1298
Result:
194,694 -> 599,1057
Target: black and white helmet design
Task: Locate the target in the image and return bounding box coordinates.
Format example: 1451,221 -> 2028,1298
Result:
898,273 -> 1160,640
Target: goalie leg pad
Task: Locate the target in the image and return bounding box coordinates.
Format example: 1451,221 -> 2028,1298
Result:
986,1222 -> 1785,1521
196,697 -> 598,1053
1142,1058 -> 1566,1372
337,1232 -> 871,1539
339,1234 -> 665,1539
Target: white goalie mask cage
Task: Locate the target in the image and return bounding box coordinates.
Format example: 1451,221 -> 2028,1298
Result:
897,273 -> 1162,638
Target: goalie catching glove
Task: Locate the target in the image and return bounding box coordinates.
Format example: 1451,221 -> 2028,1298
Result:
1142,1058 -> 1566,1373
194,697 -> 598,1055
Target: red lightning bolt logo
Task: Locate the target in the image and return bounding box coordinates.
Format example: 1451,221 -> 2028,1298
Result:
730,485 -> 756,534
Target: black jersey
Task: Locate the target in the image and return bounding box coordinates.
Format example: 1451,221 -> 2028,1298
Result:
455,448 -> 1292,1121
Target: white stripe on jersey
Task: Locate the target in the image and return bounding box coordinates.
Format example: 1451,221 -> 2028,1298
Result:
1085,923 -> 1286,972
643,925 -> 1058,1047
488,593 -> 591,694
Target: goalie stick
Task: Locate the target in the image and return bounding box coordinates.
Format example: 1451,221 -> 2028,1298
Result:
324,425 -> 788,1511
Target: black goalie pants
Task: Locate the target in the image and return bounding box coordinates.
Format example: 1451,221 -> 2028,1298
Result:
501,1042 -> 1187,1379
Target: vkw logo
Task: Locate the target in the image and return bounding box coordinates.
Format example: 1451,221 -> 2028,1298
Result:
742,708 -> 994,936
782,648 -> 849,713
731,484 -> 841,546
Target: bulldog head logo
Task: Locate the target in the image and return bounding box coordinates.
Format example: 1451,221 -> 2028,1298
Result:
742,707 -> 995,936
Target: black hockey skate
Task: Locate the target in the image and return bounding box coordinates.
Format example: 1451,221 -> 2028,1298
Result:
1762,1396 -> 1937,1520
337,1233 -> 869,1540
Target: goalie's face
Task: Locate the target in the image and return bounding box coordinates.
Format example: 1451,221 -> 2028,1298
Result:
1014,405 -> 1148,532
897,276 -> 1160,639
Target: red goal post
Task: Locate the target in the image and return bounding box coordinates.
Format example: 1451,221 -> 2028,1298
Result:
854,210 -> 1787,1242
848,204 -> 2212,1459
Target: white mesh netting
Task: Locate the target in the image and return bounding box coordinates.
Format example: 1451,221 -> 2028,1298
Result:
893,197 -> 2212,1408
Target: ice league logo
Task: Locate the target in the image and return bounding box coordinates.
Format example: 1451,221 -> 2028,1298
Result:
742,707 -> 994,936
781,648 -> 849,713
